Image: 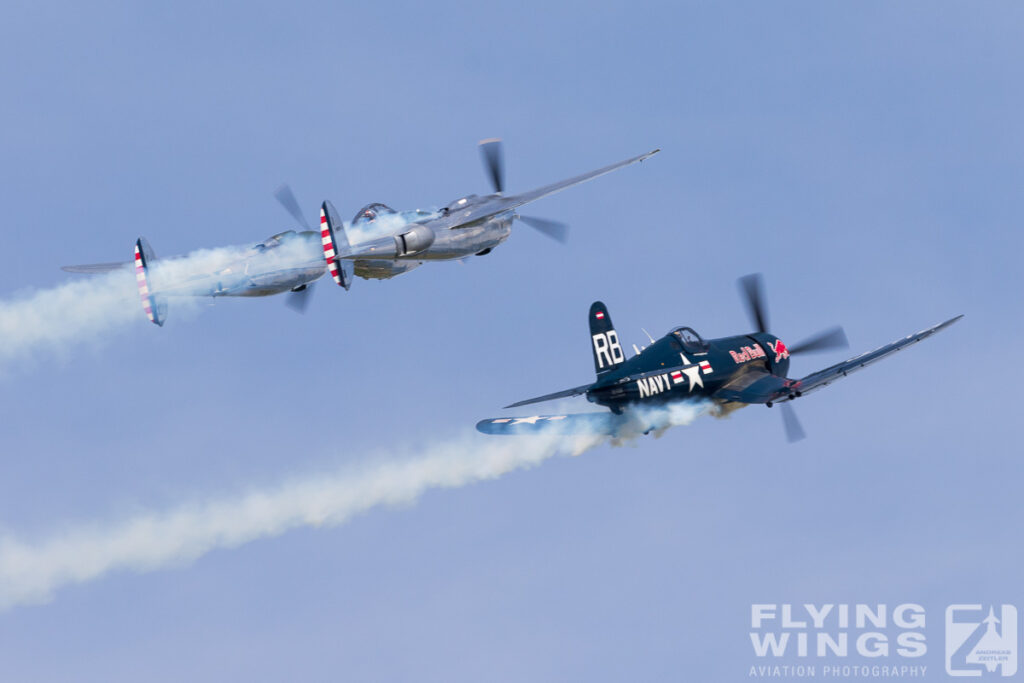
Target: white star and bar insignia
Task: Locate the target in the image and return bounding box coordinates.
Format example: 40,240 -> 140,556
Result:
679,353 -> 704,391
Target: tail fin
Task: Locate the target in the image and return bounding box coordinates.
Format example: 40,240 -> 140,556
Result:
589,301 -> 625,375
133,238 -> 167,327
319,200 -> 354,290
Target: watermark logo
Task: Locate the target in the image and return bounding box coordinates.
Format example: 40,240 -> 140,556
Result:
946,605 -> 1018,677
750,604 -> 928,659
748,604 -> 928,678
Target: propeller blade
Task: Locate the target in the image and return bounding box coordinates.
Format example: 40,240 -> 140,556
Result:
479,138 -> 504,194
788,326 -> 849,355
274,183 -> 312,231
738,273 -> 769,334
517,215 -> 569,244
285,284 -> 314,313
780,402 -> 806,443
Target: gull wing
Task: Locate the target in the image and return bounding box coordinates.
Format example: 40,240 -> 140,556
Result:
712,316 -> 963,405
781,315 -> 963,400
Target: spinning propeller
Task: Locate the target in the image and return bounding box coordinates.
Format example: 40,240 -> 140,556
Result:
274,183 -> 317,313
737,274 -> 849,442
274,183 -> 312,231
284,283 -> 314,312
479,138 -> 569,243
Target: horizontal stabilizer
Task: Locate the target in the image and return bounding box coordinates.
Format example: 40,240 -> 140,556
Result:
61,262 -> 130,274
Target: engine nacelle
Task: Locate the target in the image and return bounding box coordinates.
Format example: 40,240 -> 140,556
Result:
395,224 -> 435,256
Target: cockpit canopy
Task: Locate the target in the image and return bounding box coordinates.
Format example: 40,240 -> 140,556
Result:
352,203 -> 397,225
442,194 -> 479,214
257,230 -> 297,249
671,326 -> 708,353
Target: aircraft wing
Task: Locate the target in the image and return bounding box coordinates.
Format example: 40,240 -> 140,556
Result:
504,383 -> 594,408
781,315 -> 964,401
500,148 -> 660,210
61,262 -> 131,273
711,315 -> 963,405
477,412 -> 626,435
432,148 -> 659,230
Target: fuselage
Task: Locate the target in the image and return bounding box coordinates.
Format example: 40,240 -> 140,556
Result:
410,213 -> 513,260
206,197 -> 516,295
344,198 -> 514,261
199,230 -> 325,298
586,328 -> 792,412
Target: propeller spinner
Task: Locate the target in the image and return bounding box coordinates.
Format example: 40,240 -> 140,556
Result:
737,273 -> 849,442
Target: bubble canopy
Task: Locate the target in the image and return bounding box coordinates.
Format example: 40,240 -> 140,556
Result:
671,326 -> 708,352
352,203 -> 397,225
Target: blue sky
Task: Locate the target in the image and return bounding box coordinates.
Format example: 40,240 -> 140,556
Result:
0,1 -> 1021,680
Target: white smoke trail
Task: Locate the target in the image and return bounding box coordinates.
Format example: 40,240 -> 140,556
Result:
0,431 -> 599,611
614,400 -> 715,439
0,269 -> 140,366
0,401 -> 714,611
0,240 -> 321,369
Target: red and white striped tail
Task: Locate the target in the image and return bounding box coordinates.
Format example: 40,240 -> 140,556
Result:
134,238 -> 165,326
320,207 -> 344,287
319,201 -> 353,290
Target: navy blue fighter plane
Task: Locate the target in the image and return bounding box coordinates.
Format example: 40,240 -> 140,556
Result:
477,274 -> 962,441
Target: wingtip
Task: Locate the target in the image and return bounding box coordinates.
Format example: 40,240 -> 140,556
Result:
476,418 -> 510,435
503,397 -> 534,409
942,314 -> 965,328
